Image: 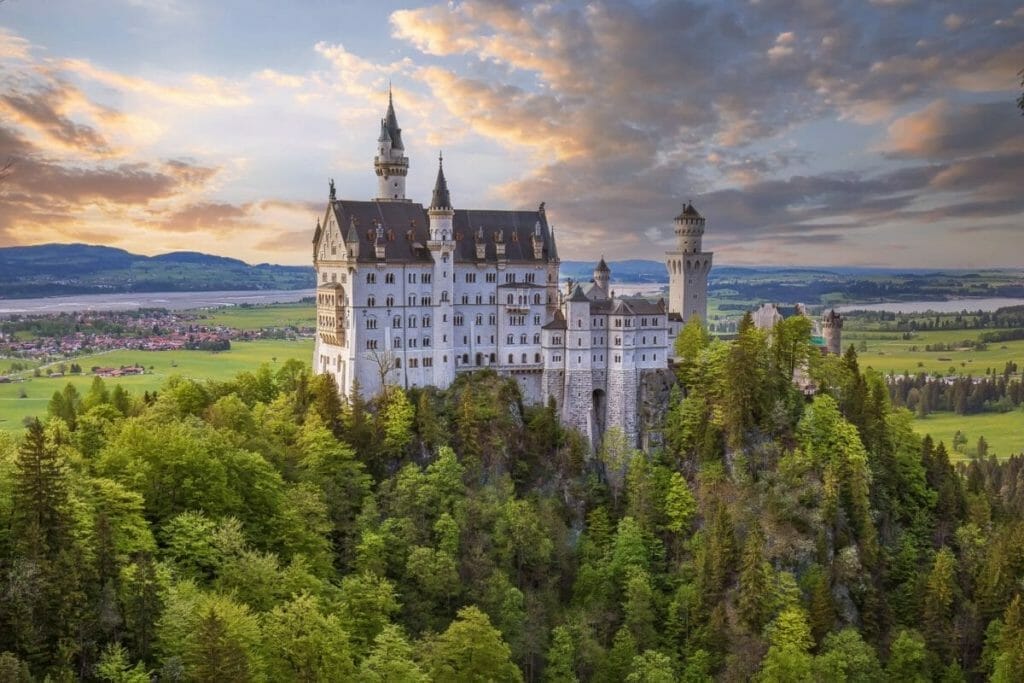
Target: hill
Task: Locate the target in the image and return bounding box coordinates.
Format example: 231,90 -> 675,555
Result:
0,244 -> 313,298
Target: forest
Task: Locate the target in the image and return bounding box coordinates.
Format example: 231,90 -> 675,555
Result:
1,314 -> 1022,682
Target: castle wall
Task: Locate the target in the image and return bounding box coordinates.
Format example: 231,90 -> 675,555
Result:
605,366 -> 639,446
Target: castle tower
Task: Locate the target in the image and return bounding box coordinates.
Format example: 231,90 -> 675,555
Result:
374,86 -> 409,201
563,285 -> 594,442
822,309 -> 843,355
594,255 -> 610,293
428,154 -> 456,387
666,202 -> 713,325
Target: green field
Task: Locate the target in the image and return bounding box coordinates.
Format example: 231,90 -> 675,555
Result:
0,339 -> 313,431
197,302 -> 315,330
847,329 -> 1024,377
912,410 -> 1024,460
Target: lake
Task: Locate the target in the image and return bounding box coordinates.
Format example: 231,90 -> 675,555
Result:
836,298 -> 1024,314
0,289 -> 315,317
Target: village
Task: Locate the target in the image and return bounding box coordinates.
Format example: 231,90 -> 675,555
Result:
0,307 -> 313,381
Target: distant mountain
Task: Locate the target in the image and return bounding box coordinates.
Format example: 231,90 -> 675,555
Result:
0,244 -> 313,298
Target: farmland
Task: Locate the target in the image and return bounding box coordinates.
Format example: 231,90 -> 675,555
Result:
0,339 -> 313,431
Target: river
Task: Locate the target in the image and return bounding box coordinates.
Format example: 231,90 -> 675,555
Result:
835,298 -> 1024,314
0,289 -> 315,317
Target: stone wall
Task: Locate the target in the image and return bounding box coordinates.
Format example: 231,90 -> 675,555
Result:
606,367 -> 639,446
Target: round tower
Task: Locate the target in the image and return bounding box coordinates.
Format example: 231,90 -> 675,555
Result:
666,201 -> 713,324
374,86 -> 409,201
822,309 -> 843,355
427,152 -> 453,241
593,255 -> 610,292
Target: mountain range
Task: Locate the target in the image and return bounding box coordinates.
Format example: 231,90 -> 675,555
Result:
0,244 -> 312,298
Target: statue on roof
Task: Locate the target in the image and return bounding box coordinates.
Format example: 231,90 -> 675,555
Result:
329,178 -> 336,201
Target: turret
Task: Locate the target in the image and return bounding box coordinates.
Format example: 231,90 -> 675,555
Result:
674,201 -> 705,254
427,153 -> 453,243
822,309 -> 843,355
666,201 -> 713,324
594,255 -> 610,292
374,86 -> 409,201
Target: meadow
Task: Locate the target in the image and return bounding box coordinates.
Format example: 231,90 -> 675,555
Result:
914,410 -> 1024,462
0,339 -> 313,431
196,301 -> 315,330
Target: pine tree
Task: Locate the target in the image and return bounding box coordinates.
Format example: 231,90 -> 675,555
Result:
738,525 -> 773,633
190,609 -> 250,683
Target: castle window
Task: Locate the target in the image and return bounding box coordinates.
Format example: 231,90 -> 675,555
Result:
642,354 -> 646,361
395,358 -> 401,368
507,294 -> 514,304
577,320 -> 582,328
520,334 -> 527,344
535,353 -> 541,363
474,314 -> 482,325
477,295 -> 484,304
366,319 -> 377,330
423,337 -> 431,347
462,295 -> 469,304
614,318 -> 621,327
615,354 -> 621,363
506,273 -> 515,283
533,334 -> 540,344
424,357 -> 433,367
534,315 -> 541,325
462,353 -> 469,364
421,296 -> 432,306
578,356 -> 582,364
490,353 -> 496,363
422,274 -> 432,284
455,315 -> 464,326
368,296 -> 376,307
466,273 -> 476,283
440,292 -> 448,303
366,339 -> 378,349
409,316 -> 417,328
578,339 -> 582,347
489,314 -> 496,325
654,354 -> 657,361
507,334 -> 514,344
526,273 -> 535,283
366,273 -> 376,284
553,336 -> 562,345
533,294 -> 541,305
409,358 -> 418,368
489,295 -> 496,304
486,273 -> 496,283
322,273 -> 327,282
409,339 -> 417,348
408,295 -> 416,305
521,353 -> 527,363
385,273 -> 395,284
423,316 -> 431,327
508,354 -> 514,363
393,316 -> 401,327
393,337 -> 402,348
332,273 -> 337,283
386,296 -> 394,307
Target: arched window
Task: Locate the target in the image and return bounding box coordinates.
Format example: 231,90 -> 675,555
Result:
393,316 -> 401,327
367,296 -> 375,307
508,354 -> 514,364
386,295 -> 394,307
533,294 -> 541,304
507,294 -> 514,304
534,353 -> 541,363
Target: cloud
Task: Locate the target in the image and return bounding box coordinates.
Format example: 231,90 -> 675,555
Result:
884,100 -> 1024,159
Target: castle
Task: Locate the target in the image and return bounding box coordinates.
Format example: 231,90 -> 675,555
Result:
311,91 -> 712,446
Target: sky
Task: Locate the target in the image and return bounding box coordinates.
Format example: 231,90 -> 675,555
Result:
0,0 -> 1022,268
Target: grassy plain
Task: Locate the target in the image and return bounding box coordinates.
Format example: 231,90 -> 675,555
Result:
197,302 -> 315,330
844,325 -> 1024,458
0,339 -> 313,431
913,410 -> 1024,461
848,329 -> 1024,377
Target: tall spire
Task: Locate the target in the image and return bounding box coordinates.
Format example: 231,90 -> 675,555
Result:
383,84 -> 404,150
430,151 -> 452,211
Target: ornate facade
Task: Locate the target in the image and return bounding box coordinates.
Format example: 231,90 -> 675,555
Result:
311,93 -> 712,446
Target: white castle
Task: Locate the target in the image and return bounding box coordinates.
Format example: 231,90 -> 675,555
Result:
311,92 -> 713,446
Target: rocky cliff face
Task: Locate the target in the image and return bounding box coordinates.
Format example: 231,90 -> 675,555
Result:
638,367 -> 678,452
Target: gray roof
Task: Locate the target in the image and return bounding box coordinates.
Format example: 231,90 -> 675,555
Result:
383,91 -> 404,149
323,200 -> 556,264
675,201 -> 703,221
595,256 -> 610,272
568,284 -> 590,302
430,157 -> 452,211
542,310 -> 567,330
